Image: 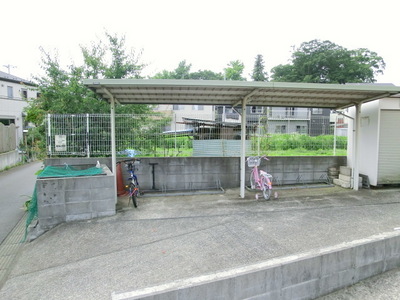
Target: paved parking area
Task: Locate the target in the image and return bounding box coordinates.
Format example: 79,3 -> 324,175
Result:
1,186 -> 400,299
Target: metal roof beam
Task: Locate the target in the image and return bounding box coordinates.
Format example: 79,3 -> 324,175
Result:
337,92 -> 391,109
233,88 -> 260,107
102,87 -> 120,105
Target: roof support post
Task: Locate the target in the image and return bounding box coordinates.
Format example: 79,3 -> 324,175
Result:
104,87 -> 118,203
237,88 -> 260,198
352,103 -> 361,191
240,97 -> 247,198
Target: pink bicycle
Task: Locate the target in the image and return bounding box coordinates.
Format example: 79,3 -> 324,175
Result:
247,156 -> 273,200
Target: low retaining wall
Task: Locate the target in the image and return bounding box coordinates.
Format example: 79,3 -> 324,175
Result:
0,150 -> 21,170
45,156 -> 346,192
112,231 -> 400,300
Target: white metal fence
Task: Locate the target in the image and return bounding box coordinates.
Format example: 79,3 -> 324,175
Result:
45,112 -> 347,157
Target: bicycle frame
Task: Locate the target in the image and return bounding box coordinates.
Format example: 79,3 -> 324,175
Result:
118,159 -> 141,207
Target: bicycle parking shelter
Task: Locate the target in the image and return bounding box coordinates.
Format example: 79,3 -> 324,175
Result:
83,79 -> 400,199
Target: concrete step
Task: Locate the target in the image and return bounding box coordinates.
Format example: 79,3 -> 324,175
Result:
340,166 -> 352,176
333,178 -> 362,189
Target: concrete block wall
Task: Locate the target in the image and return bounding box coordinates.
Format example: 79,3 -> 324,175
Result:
36,164 -> 115,231
112,231 -> 400,300
129,157 -> 240,191
126,156 -> 346,191
46,156 -> 346,193
264,156 -> 346,186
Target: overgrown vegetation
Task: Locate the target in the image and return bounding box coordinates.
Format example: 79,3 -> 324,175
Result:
257,134 -> 347,152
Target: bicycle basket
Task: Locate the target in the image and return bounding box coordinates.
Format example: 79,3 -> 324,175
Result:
247,156 -> 261,167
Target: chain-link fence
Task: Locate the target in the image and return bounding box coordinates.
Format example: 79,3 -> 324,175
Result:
45,111 -> 347,157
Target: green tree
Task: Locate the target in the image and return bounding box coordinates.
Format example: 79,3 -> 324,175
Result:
189,70 -> 224,80
224,60 -> 246,81
26,32 -> 151,126
271,39 -> 385,83
153,60 -> 192,79
152,60 -> 223,80
251,54 -> 268,81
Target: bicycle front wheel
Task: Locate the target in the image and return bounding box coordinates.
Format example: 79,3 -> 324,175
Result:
261,176 -> 272,200
129,183 -> 138,208
250,171 -> 256,189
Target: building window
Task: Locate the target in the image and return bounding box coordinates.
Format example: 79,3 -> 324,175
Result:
251,106 -> 263,114
21,89 -> 28,99
7,86 -> 13,99
192,105 -> 204,111
286,107 -> 295,117
312,108 -> 323,114
275,125 -> 286,133
296,125 -> 307,134
173,105 -> 184,110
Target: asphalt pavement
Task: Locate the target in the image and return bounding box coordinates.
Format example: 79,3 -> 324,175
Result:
0,182 -> 400,299
0,161 -> 43,244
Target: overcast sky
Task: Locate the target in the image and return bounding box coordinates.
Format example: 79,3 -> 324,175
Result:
2,0 -> 399,85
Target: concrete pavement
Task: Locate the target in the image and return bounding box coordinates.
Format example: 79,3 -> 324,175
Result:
1,184 -> 400,299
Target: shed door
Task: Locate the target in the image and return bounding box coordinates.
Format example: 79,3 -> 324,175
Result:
378,110 -> 400,184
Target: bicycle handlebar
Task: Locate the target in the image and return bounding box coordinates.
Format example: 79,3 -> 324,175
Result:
117,158 -> 141,164
246,155 -> 269,161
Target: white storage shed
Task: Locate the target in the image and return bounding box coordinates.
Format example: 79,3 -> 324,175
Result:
348,96 -> 400,186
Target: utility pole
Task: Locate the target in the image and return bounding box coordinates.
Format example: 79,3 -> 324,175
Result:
3,64 -> 16,74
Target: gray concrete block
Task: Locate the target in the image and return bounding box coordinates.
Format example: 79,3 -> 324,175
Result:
178,277 -> 235,300
355,261 -> 385,282
319,270 -> 356,296
385,235 -> 400,259
384,255 -> 400,270
65,202 -> 91,215
281,278 -> 319,300
38,204 -> 66,218
246,290 -> 281,300
321,247 -> 355,275
355,240 -> 385,267
37,191 -> 65,206
95,210 -> 115,218
92,188 -> 115,201
38,216 -> 65,229
281,256 -> 322,287
90,176 -> 114,189
91,200 -> 115,212
66,213 -> 93,222
65,189 -> 91,203
340,166 -> 352,176
234,269 -> 268,299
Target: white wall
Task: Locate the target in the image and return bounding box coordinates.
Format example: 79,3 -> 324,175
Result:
0,80 -> 37,145
347,98 -> 400,186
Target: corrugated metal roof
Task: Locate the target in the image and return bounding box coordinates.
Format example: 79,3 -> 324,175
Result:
83,79 -> 400,109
